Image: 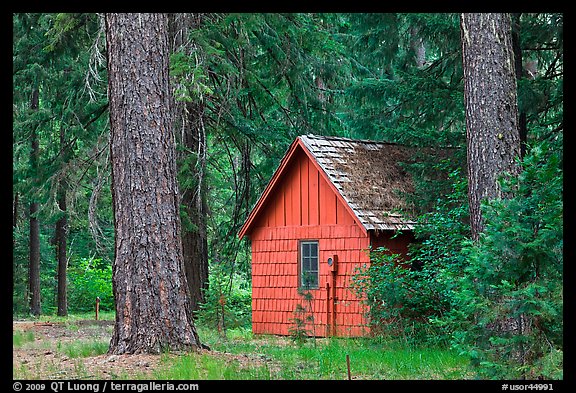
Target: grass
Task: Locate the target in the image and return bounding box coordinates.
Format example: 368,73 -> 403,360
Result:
56,339 -> 110,358
152,353 -> 273,380
168,325 -> 474,380
13,313 -> 473,380
13,330 -> 35,347
14,310 -> 116,323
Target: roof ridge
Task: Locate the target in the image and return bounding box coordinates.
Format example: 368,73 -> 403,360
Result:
301,134 -> 397,146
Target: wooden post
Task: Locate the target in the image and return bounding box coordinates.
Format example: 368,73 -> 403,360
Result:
346,354 -> 351,380
325,281 -> 331,337
331,270 -> 337,336
95,296 -> 100,320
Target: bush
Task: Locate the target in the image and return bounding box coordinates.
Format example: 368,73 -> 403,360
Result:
195,268 -> 252,333
67,257 -> 114,312
352,170 -> 470,346
352,247 -> 451,346
448,141 -> 563,379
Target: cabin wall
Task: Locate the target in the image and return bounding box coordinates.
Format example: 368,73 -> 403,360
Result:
369,230 -> 415,256
250,149 -> 370,337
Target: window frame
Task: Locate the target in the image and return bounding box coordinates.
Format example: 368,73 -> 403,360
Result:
298,240 -> 319,290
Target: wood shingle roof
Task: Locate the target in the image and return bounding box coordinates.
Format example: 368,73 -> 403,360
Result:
299,134 -> 416,231
239,134 -> 418,239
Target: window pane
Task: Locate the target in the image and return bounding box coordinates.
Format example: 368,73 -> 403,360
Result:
302,257 -> 310,271
310,257 -> 318,271
310,243 -> 318,258
302,243 -> 310,257
309,274 -> 318,288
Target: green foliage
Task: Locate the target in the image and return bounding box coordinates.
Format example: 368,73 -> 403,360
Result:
342,13 -> 464,146
67,258 -> 114,312
13,13 -> 112,317
352,170 -> 470,346
353,139 -> 562,379
12,227 -> 30,315
13,220 -> 62,316
353,248 -> 449,346
448,140 -> 563,379
195,262 -> 252,334
288,288 -> 317,345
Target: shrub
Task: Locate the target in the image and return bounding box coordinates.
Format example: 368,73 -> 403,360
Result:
288,288 -> 317,345
67,257 -> 114,312
352,170 -> 470,346
195,268 -> 252,333
448,141 -> 563,379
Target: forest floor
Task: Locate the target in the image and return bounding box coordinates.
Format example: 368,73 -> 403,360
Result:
13,317 -> 473,380
12,319 -> 273,380
14,319 -> 161,379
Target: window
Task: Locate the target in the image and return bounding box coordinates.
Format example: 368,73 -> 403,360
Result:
300,241 -> 319,289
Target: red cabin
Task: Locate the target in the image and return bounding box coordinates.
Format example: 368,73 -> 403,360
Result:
238,135 -> 416,337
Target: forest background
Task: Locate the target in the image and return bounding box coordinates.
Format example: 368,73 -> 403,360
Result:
13,13 -> 563,379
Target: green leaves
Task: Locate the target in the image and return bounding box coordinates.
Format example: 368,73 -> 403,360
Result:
68,257 -> 114,312
450,139 -> 563,379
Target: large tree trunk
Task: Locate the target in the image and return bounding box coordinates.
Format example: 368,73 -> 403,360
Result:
460,13 -> 522,240
168,13 -> 209,313
29,87 -> 41,317
105,12 -> 201,354
29,201 -> 41,316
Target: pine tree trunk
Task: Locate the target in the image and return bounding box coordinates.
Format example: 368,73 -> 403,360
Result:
105,12 -> 201,354
511,13 -> 528,158
179,121 -> 209,312
410,26 -> 426,68
169,13 -> 210,313
460,13 -> 522,240
56,182 -> 68,317
29,88 -> 41,317
56,124 -> 68,317
29,201 -> 41,316
13,193 -> 19,229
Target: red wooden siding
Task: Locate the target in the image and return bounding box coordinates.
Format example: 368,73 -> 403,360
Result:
370,230 -> 415,256
250,148 -> 370,337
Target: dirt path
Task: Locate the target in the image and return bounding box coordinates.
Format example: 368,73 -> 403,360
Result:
13,320 -> 164,379
13,320 -> 280,380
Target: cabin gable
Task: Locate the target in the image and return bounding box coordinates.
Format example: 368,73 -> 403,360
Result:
250,148 -> 358,231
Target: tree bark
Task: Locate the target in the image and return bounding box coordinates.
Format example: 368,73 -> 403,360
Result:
511,13 -> 528,158
13,193 -> 19,229
460,13 -> 522,240
168,13 -> 209,313
56,182 -> 68,316
56,124 -> 68,317
29,87 -> 41,317
105,12 -> 201,354
410,26 -> 426,68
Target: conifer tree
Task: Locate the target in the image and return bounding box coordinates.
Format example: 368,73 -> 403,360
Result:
106,12 -> 201,354
460,13 -> 522,240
